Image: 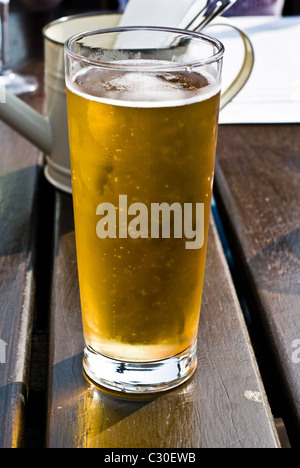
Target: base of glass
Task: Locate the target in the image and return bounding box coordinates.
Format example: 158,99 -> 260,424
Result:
0,70 -> 38,95
83,341 -> 197,395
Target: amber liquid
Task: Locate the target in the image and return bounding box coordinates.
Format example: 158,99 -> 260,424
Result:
66,65 -> 220,361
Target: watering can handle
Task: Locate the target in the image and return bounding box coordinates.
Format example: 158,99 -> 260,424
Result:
206,18 -> 254,110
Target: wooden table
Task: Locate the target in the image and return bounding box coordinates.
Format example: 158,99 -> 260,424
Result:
214,124 -> 300,447
0,5 -> 299,449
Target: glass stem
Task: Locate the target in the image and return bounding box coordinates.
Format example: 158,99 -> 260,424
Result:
0,1 -> 9,73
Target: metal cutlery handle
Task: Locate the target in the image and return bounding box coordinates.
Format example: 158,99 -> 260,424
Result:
192,0 -> 237,32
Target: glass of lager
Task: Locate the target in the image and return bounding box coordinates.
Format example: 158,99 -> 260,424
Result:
65,27 -> 225,394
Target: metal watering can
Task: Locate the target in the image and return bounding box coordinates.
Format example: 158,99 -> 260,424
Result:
0,12 -> 253,194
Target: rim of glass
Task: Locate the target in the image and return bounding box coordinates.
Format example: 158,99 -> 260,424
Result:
64,26 -> 225,71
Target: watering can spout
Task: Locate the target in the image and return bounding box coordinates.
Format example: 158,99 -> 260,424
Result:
0,13 -> 126,194
0,86 -> 53,156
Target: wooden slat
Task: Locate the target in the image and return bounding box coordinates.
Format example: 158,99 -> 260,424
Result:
0,63 -> 44,447
214,124 -> 300,444
46,191 -> 280,448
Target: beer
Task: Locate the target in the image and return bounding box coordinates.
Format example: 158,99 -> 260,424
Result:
66,64 -> 220,362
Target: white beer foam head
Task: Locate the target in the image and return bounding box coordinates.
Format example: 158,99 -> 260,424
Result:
67,63 -> 221,108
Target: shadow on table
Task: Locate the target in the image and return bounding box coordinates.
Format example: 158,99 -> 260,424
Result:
0,165 -> 40,258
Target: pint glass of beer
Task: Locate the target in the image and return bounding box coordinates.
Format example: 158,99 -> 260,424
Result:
65,27 -> 224,394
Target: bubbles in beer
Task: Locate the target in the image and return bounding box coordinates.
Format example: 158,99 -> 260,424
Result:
66,58 -> 221,361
